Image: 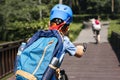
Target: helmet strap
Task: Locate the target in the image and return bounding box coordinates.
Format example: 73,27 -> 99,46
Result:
59,24 -> 69,35
49,19 -> 69,35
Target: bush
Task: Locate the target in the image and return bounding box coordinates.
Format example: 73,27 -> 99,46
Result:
1,18 -> 49,41
69,22 -> 83,42
108,20 -> 120,38
73,14 -> 119,22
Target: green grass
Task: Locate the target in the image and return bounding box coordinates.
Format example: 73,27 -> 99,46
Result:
1,73 -> 14,80
69,22 -> 83,42
108,20 -> 120,38
0,41 -> 7,43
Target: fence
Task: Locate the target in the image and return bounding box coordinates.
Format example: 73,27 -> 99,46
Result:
110,31 -> 120,52
0,40 -> 24,79
110,31 -> 120,62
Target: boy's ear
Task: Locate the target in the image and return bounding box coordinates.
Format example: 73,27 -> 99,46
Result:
61,26 -> 69,33
65,26 -> 69,32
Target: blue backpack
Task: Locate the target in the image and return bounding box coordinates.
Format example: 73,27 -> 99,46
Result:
15,30 -> 63,80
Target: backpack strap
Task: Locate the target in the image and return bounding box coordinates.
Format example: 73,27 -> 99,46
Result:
25,30 -> 63,57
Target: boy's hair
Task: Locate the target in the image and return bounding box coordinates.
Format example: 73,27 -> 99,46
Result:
49,18 -> 69,32
51,18 -> 64,25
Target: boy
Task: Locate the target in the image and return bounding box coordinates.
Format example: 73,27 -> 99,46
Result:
25,4 -> 86,80
49,4 -> 86,59
49,4 -> 87,80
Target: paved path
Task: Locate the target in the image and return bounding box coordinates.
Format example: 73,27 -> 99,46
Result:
74,24 -> 109,44
61,23 -> 120,80
61,43 -> 120,80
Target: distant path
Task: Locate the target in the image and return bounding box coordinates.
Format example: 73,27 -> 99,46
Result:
74,22 -> 109,44
61,22 -> 120,80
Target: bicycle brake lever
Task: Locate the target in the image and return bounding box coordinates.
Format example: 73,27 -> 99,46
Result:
83,43 -> 87,52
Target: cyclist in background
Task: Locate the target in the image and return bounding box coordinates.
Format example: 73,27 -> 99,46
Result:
91,18 -> 102,44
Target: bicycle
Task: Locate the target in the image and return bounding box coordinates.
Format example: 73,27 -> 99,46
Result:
56,69 -> 68,80
93,29 -> 100,44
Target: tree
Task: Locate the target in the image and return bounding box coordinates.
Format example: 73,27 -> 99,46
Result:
0,0 -> 59,41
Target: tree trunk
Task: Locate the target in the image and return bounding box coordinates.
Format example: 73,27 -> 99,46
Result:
111,0 -> 114,13
59,0 -> 62,4
39,0 -> 42,20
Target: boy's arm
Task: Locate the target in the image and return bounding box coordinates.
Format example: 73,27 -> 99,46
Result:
63,36 -> 87,57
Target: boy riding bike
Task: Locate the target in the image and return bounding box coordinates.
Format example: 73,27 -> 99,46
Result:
49,4 -> 87,80
15,4 -> 87,80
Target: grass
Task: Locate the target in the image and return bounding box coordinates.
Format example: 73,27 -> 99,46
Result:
69,22 -> 83,42
0,41 -> 7,43
108,20 -> 120,38
1,73 -> 14,80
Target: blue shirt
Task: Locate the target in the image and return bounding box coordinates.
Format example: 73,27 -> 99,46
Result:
63,36 -> 76,56
59,36 -> 76,64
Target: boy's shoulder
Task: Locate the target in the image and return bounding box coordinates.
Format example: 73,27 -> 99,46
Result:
63,36 -> 70,41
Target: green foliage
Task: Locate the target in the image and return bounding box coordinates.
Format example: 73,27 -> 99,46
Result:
69,22 -> 83,42
0,0 -> 40,23
1,73 -> 14,80
86,0 -> 111,14
73,14 -> 110,22
1,0 -> 120,42
72,0 -> 120,14
0,0 -> 54,41
1,18 -> 49,41
108,20 -> 120,38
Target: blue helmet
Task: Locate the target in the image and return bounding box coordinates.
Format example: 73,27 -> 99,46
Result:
50,4 -> 73,24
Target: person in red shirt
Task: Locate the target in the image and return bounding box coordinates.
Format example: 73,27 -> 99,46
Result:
91,18 -> 102,44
